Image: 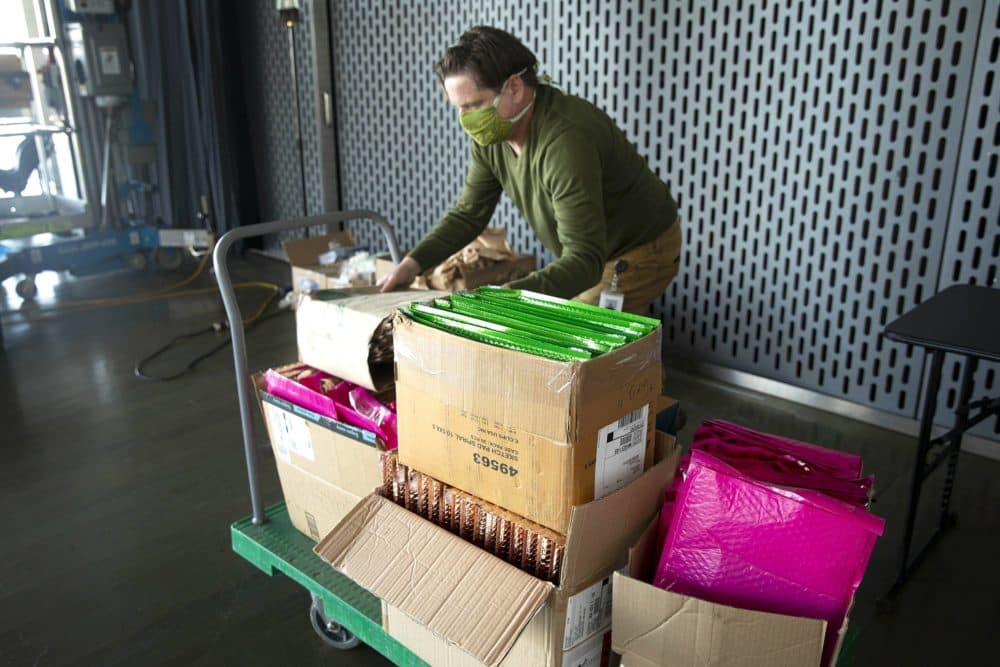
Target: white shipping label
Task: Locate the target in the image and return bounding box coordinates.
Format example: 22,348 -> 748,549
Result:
263,403 -> 314,463
562,631 -> 606,667
563,575 -> 614,650
594,404 -> 649,499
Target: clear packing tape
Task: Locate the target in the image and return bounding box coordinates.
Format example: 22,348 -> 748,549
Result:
381,451 -> 565,584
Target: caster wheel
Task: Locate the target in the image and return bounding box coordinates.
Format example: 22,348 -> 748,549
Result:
309,601 -> 361,650
15,277 -> 37,300
128,251 -> 148,271
155,247 -> 184,271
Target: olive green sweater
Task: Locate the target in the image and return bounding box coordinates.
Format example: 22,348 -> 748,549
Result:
409,85 -> 677,298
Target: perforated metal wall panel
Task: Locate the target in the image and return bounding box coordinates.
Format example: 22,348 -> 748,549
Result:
241,0 -> 327,243
935,1 -> 1000,437
646,1 -> 981,418
328,1 -> 996,433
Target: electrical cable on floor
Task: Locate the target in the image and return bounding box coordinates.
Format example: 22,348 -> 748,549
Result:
0,251 -> 282,324
0,245 -> 290,381
133,290 -> 289,382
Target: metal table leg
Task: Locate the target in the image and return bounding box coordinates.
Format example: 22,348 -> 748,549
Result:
939,356 -> 978,527
884,348 -> 944,600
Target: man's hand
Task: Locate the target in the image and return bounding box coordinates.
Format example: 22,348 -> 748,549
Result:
377,256 -> 423,292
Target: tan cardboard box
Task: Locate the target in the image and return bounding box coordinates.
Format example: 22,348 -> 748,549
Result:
296,288 -> 448,391
315,438 -> 681,667
256,375 -> 386,541
394,314 -> 662,534
283,230 -> 357,290
612,513 -> 845,667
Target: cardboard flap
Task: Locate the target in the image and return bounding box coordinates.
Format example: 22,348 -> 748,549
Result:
627,519 -> 660,582
612,573 -> 826,667
283,231 -> 355,266
315,495 -> 554,666
297,289 -> 446,390
560,447 -> 680,590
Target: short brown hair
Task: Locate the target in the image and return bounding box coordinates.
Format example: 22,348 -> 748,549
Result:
435,26 -> 539,91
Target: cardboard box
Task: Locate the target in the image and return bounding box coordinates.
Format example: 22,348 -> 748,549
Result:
297,287 -> 448,391
611,518 -> 838,667
394,315 -> 662,533
315,437 -> 681,667
257,376 -> 386,541
381,451 -> 566,583
284,230 -> 357,290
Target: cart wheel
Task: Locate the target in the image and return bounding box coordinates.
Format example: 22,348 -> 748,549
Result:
128,251 -> 148,271
309,601 -> 361,650
15,276 -> 37,300
154,247 -> 184,271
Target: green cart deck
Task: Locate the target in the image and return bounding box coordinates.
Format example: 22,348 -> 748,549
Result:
231,503 -> 425,666
232,504 -> 857,667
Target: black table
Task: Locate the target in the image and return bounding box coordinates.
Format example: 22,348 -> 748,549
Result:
883,284 -> 1000,600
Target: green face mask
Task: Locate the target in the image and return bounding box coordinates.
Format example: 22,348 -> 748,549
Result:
459,73 -> 534,146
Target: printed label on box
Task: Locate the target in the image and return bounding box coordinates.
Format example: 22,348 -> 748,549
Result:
430,412 -> 524,478
594,404 -> 649,499
264,402 -> 314,463
563,575 -> 613,650
562,631 -> 606,667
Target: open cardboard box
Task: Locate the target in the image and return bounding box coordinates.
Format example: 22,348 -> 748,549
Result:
284,230 -> 358,290
255,366 -> 386,541
394,314 -> 662,534
297,287 -> 448,392
611,513 -> 847,667
315,433 -> 682,667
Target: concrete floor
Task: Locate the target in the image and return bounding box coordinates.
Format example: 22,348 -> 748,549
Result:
0,256 -> 997,666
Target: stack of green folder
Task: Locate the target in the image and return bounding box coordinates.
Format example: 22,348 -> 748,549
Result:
401,286 -> 660,362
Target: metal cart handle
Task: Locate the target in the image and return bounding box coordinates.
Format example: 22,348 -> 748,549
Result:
213,210 -> 402,525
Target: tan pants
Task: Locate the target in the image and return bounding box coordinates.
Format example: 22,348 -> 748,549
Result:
574,219 -> 682,315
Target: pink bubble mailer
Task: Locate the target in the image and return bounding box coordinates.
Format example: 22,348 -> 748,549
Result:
654,450 -> 885,667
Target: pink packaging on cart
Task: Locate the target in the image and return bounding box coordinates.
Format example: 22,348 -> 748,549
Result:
655,450 -> 884,666
263,366 -> 398,450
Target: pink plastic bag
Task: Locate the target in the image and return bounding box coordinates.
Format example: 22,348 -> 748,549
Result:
263,367 -> 398,450
694,420 -> 864,479
327,380 -> 398,450
655,451 -> 884,666
264,368 -> 340,420
653,455 -> 687,576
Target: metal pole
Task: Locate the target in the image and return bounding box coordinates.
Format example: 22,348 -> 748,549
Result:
213,211 -> 402,525
940,356 -> 977,526
100,108 -> 114,228
894,348 -> 944,588
287,18 -> 309,218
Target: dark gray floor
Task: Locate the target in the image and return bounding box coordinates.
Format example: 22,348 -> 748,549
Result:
0,257 -> 997,666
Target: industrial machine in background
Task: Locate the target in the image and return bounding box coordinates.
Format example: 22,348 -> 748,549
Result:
0,0 -> 210,302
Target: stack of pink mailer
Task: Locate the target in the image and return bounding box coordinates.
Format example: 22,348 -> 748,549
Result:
654,420 -> 884,667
